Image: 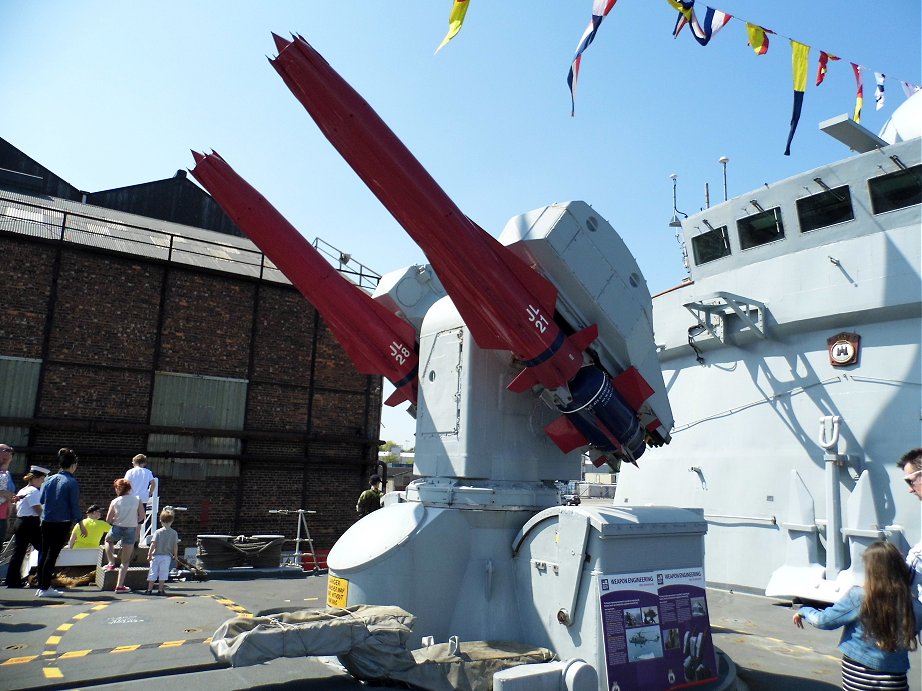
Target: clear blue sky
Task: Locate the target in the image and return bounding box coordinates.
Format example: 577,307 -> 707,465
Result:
2,1 -> 919,447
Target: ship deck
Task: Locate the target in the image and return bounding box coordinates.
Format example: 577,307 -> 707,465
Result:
3,569 -> 916,690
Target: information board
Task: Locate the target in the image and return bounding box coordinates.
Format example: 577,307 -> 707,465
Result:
599,566 -> 717,690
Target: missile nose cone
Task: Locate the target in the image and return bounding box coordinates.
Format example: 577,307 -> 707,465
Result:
271,32 -> 291,54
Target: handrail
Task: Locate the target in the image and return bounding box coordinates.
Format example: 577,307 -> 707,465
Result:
0,192 -> 379,289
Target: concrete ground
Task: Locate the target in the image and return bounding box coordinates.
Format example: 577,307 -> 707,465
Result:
1,570 -> 919,690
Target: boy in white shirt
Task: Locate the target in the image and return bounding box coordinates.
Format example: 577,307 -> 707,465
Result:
124,454 -> 157,505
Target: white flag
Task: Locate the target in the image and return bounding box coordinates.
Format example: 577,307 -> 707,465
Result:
874,72 -> 886,110
900,81 -> 921,98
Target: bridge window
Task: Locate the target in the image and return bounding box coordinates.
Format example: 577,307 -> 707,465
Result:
797,186 -> 854,232
691,225 -> 731,265
737,207 -> 784,250
869,165 -> 922,214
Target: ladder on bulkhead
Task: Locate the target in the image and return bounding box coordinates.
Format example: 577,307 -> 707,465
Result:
138,489 -> 160,546
138,490 -> 186,547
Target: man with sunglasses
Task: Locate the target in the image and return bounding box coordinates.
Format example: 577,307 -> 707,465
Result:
898,448 -> 922,602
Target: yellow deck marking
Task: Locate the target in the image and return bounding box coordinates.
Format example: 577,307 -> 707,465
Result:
91,604 -> 109,611
59,650 -> 91,659
112,645 -> 141,653
73,612 -> 90,620
45,635 -> 62,645
56,623 -> 73,632
160,641 -> 186,648
42,668 -> 64,679
2,656 -> 38,665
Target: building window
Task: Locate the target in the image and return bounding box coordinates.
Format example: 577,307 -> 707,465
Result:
737,208 -> 785,250
868,165 -> 922,214
797,186 -> 855,232
691,225 -> 731,265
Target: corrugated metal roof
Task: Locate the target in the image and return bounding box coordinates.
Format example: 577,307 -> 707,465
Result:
0,190 -> 292,284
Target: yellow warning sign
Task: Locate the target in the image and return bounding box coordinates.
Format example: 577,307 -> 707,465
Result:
327,575 -> 349,608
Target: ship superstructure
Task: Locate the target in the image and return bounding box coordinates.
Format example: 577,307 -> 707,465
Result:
616,95 -> 922,602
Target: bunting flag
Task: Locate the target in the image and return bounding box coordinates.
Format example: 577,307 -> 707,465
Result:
852,63 -> 864,122
556,2 -> 913,140
567,0 -> 619,116
672,13 -> 688,38
784,40 -> 810,156
435,0 -> 471,53
816,51 -> 839,86
901,81 -> 922,97
874,72 -> 886,110
667,0 -> 695,37
746,24 -> 772,55
688,6 -> 732,46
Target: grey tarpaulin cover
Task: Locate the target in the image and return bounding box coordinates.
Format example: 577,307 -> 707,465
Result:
210,605 -> 556,690
384,638 -> 558,691
210,605 -> 417,669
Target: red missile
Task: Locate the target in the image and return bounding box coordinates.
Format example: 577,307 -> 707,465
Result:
269,34 -> 598,394
189,150 -> 418,406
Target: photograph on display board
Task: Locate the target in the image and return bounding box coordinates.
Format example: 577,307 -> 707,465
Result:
599,566 -> 718,690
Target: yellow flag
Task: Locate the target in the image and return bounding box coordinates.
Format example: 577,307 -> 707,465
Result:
665,0 -> 693,20
791,40 -> 809,93
746,23 -> 769,55
436,0 -> 471,54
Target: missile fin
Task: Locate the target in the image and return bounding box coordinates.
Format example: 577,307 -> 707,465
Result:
544,415 -> 590,454
507,367 -> 537,394
611,366 -> 655,411
569,324 -> 599,352
385,382 -> 417,407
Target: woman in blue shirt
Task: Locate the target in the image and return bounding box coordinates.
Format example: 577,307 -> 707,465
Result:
793,540 -> 921,691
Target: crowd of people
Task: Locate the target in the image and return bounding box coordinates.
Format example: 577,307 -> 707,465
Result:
1,446 -> 169,597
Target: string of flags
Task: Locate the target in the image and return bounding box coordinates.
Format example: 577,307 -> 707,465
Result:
434,0 -> 920,155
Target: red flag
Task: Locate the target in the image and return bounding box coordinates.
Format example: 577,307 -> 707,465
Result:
852,63 -> 864,122
815,51 -> 839,86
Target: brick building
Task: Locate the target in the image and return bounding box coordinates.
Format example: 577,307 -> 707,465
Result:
0,137 -> 384,551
